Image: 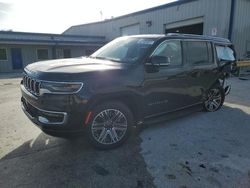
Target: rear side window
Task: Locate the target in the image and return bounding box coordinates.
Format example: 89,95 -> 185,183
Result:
215,45 -> 235,61
183,41 -> 213,66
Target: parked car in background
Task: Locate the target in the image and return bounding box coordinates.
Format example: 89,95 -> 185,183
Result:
21,34 -> 236,149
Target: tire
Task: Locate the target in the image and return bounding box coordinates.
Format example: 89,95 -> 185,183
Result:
86,101 -> 133,149
203,86 -> 225,112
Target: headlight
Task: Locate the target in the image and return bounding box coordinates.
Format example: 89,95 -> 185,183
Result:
40,81 -> 83,95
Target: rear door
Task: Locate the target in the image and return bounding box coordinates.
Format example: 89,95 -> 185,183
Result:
182,40 -> 218,104
143,40 -> 194,117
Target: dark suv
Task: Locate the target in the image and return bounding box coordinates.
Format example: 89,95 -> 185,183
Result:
21,34 -> 236,149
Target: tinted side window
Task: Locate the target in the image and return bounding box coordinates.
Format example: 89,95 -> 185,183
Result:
151,40 -> 182,66
183,41 -> 213,66
216,45 -> 235,61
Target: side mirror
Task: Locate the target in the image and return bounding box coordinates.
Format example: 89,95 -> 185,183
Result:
150,55 -> 169,65
145,56 -> 169,73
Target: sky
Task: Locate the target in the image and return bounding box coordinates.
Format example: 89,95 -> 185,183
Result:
0,0 -> 176,34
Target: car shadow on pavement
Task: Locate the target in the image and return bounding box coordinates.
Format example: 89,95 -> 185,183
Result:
0,129 -> 155,188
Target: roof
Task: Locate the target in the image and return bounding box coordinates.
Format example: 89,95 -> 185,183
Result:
0,31 -> 106,46
120,33 -> 231,44
64,0 -> 198,33
123,34 -> 166,38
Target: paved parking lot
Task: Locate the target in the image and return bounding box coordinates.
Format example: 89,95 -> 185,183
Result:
0,74 -> 250,188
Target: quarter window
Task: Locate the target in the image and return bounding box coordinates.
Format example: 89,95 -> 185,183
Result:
183,41 -> 213,65
0,48 -> 7,61
151,40 -> 182,66
37,49 -> 49,60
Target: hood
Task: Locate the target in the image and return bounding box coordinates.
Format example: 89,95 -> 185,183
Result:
25,57 -> 123,74
24,57 -> 128,81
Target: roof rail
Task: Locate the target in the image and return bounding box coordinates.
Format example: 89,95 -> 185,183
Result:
166,33 -> 231,43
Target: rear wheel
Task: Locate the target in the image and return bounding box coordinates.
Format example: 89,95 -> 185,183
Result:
86,101 -> 133,149
204,87 -> 225,112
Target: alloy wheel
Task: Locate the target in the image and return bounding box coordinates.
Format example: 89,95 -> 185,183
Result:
91,109 -> 128,145
204,88 -> 222,112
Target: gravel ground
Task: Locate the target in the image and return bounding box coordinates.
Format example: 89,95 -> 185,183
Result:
0,75 -> 250,188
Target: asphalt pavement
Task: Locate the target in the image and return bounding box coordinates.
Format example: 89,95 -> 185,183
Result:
0,75 -> 250,188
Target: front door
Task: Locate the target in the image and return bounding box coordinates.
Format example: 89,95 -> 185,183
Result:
11,48 -> 23,70
143,40 -> 195,117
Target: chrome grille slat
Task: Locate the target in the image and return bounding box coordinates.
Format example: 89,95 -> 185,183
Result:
23,75 -> 40,96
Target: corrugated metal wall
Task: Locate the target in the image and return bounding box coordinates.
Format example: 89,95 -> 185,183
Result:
64,0 -> 231,40
232,0 -> 250,58
64,0 -> 250,59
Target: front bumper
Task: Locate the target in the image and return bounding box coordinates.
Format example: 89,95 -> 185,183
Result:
21,98 -> 68,125
21,84 -> 88,135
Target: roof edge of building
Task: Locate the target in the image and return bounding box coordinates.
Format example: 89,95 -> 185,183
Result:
0,30 -> 105,39
63,0 -> 197,33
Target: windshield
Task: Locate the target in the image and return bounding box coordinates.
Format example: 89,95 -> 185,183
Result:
90,37 -> 156,64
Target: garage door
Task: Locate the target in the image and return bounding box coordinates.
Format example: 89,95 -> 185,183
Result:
165,17 -> 204,35
121,24 -> 140,36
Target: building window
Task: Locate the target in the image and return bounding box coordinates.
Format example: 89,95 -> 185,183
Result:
37,49 -> 49,60
63,49 -> 71,58
0,48 -> 7,61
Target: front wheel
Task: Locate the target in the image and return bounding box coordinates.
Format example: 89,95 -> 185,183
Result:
204,87 -> 225,112
86,101 -> 133,149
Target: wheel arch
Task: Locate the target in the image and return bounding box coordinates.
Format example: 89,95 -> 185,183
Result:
86,93 -> 143,125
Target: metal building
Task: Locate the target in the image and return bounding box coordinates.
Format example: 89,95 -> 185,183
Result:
0,31 -> 105,72
64,0 -> 250,59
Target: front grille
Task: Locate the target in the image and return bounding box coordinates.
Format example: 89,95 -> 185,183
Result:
23,75 -> 40,96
